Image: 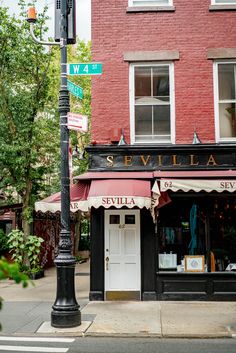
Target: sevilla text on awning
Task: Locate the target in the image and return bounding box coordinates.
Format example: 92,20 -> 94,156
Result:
87,179 -> 151,209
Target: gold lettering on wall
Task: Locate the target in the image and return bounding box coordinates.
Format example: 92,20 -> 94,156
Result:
172,155 -> 181,166
190,154 -> 199,166
124,155 -> 133,166
102,153 -> 224,168
106,155 -> 114,167
207,154 -> 218,166
140,155 -> 151,166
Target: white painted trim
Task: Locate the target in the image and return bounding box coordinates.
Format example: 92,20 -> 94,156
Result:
129,62 -> 175,144
0,346 -> 68,352
128,0 -> 173,6
213,62 -> 220,142
170,62 -> 176,144
0,337 -> 74,343
129,64 -> 135,144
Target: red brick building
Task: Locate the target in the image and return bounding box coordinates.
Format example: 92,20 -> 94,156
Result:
80,0 -> 236,301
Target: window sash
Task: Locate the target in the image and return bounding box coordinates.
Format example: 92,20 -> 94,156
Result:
214,61 -> 236,142
130,63 -> 175,144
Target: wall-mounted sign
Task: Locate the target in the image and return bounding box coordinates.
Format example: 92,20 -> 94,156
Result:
86,145 -> 236,171
67,112 -> 88,132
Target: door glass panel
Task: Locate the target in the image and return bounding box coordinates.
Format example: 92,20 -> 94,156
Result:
110,215 -> 120,224
125,214 -> 136,224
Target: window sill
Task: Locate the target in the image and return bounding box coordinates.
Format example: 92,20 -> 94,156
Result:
209,5 -> 236,11
126,6 -> 175,13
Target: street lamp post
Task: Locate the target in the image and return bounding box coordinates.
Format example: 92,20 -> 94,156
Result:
51,0 -> 81,328
27,0 -> 81,328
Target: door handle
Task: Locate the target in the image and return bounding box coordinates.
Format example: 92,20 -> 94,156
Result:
105,256 -> 109,271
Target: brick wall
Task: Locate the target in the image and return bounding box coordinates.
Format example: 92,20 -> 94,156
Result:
91,0 -> 236,144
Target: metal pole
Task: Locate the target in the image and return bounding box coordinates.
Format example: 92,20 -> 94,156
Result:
51,0 -> 81,328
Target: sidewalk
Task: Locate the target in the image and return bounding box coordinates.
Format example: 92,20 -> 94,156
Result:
1,261 -> 236,338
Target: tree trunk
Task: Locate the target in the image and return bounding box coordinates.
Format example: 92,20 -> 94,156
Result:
21,179 -> 33,266
21,180 -> 32,238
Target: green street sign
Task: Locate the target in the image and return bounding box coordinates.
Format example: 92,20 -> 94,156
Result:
67,62 -> 102,76
67,80 -> 83,99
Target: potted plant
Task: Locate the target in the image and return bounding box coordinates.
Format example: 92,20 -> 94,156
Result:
7,229 -> 44,279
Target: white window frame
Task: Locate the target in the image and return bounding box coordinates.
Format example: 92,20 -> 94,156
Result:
211,0 -> 236,4
213,60 -> 236,143
128,0 -> 173,6
129,62 -> 175,145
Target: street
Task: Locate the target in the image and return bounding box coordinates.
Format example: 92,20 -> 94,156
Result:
0,337 -> 236,353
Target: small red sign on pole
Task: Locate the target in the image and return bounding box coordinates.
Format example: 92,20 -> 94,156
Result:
67,112 -> 88,132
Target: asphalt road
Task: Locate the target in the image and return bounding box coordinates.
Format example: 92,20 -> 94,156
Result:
0,337 -> 236,353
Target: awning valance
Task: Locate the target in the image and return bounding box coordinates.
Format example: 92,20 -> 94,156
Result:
87,179 -> 151,209
160,179 -> 236,193
35,181 -> 90,213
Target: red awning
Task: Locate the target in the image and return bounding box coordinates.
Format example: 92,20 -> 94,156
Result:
154,170 -> 236,178
75,171 -> 154,180
35,181 -> 90,213
154,170 -> 236,193
87,179 -> 151,209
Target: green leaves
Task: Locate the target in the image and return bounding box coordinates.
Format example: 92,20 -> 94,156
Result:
0,257 -> 29,286
7,230 -> 44,273
0,257 -> 29,330
0,1 -> 60,220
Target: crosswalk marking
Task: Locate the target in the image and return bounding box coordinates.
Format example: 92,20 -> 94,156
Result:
0,346 -> 68,352
0,337 -> 74,343
0,336 -> 74,352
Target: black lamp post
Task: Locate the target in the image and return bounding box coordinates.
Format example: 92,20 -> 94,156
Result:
51,0 -> 80,328
27,0 -> 81,328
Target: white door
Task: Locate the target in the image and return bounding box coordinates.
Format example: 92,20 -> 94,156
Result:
104,210 -> 140,298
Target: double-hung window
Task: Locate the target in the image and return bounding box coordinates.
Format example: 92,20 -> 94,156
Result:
128,0 -> 173,6
130,63 -> 175,144
214,61 -> 236,142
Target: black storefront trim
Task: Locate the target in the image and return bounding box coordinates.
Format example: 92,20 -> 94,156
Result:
86,144 -> 236,172
156,272 -> 236,301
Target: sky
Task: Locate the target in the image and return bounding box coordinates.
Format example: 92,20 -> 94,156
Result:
0,0 -> 91,41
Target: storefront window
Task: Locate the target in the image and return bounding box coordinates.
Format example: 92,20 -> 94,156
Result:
158,196 -> 236,272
